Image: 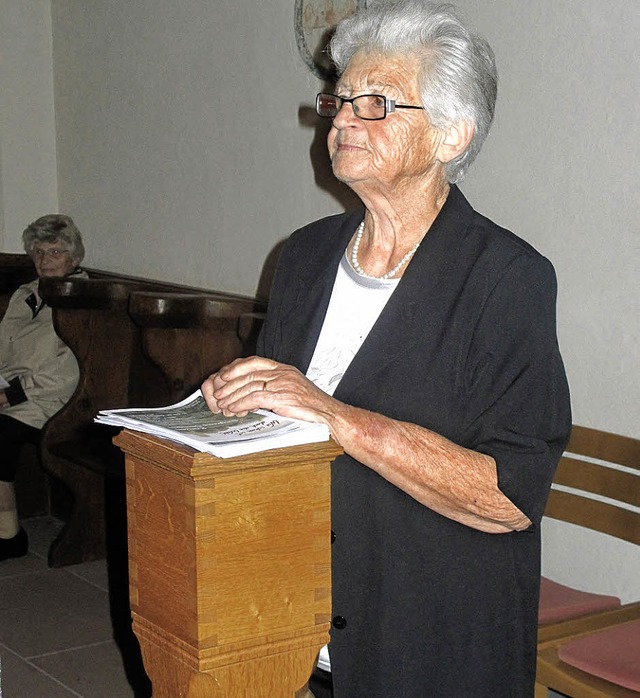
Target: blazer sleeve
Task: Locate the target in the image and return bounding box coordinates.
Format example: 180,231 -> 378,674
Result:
462,253 -> 572,525
256,227 -> 318,363
256,237 -> 295,361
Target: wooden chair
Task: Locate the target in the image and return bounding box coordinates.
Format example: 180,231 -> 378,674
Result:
536,425 -> 640,697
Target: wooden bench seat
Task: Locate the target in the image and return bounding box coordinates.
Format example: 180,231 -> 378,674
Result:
38,276 -> 172,566
535,425 -> 640,696
128,291 -> 261,403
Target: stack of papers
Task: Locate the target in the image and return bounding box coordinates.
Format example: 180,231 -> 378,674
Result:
95,390 -> 330,459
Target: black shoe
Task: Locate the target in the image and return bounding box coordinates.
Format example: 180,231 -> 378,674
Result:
0,527 -> 29,561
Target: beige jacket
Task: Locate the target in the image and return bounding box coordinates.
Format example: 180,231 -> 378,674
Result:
0,275 -> 83,429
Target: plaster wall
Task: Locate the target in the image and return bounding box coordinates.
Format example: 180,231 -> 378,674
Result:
49,0 -> 346,299
0,0 -> 58,247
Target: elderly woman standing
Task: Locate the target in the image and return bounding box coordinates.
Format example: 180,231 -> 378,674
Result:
203,1 -> 571,695
0,215 -> 86,561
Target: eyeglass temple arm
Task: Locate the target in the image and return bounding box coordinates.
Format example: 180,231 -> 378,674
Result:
386,99 -> 425,113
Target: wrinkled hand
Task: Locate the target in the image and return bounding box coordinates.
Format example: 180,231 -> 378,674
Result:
201,356 -> 340,426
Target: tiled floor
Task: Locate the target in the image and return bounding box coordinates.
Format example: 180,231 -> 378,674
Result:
0,517 -> 150,698
1,518 -> 568,698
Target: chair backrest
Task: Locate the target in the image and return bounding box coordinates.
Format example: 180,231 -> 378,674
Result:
544,425 -> 640,545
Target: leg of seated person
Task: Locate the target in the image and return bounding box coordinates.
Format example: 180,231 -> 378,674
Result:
0,414 -> 40,560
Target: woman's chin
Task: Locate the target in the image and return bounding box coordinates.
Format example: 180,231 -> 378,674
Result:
332,165 -> 368,187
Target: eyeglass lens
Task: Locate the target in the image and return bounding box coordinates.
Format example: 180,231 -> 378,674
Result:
33,248 -> 69,259
316,93 -> 387,120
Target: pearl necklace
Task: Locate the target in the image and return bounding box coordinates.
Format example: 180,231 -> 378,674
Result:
350,221 -> 421,280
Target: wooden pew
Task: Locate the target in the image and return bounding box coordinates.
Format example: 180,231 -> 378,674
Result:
37,283 -> 265,693
128,292 -> 262,404
38,277 -> 265,568
38,276 -> 172,567
238,311 -> 268,359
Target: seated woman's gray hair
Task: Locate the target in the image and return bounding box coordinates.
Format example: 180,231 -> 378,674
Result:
22,214 -> 85,264
329,0 -> 497,183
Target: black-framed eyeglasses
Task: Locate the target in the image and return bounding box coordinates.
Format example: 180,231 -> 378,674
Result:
316,92 -> 425,121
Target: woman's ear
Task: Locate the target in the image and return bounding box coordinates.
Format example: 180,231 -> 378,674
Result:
436,121 -> 474,164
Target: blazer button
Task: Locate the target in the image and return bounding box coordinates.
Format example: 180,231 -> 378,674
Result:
331,530 -> 336,544
332,615 -> 347,629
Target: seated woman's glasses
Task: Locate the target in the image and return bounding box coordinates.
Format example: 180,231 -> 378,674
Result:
32,248 -> 70,259
316,92 -> 425,121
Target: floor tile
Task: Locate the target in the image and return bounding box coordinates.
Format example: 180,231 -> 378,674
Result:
0,547 -> 49,579
0,515 -> 147,696
0,569 -> 112,656
30,640 -> 136,698
67,559 -> 109,593
0,645 -> 80,698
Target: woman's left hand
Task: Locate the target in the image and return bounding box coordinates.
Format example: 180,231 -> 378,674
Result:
201,356 -> 340,426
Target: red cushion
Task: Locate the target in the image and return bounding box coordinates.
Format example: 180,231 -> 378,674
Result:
558,619 -> 640,692
538,576 -> 621,624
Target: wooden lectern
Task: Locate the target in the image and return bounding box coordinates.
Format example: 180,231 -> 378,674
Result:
114,429 -> 342,697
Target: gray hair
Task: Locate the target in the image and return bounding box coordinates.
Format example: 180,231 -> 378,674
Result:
330,0 -> 497,183
22,214 -> 85,264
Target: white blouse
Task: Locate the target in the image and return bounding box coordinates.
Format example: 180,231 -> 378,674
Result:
306,254 -> 398,396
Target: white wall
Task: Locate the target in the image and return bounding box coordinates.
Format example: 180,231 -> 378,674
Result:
49,0 -> 345,298
2,1 -> 638,601
0,0 -> 58,248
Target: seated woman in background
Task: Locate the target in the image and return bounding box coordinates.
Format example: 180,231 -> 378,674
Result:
0,214 -> 86,561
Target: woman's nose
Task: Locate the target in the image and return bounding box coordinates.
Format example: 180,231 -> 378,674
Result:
332,101 -> 360,128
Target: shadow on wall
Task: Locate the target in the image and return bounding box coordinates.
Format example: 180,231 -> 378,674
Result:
301,103 -> 361,213
254,103 -> 360,303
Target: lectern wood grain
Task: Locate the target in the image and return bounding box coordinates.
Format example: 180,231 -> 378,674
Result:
114,430 -> 342,697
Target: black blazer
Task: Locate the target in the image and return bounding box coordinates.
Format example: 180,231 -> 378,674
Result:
259,186 -> 571,697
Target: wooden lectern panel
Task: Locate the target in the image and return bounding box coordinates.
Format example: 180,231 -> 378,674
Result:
114,430 -> 342,697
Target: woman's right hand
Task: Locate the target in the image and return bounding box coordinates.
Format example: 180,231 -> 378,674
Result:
201,356 -> 343,427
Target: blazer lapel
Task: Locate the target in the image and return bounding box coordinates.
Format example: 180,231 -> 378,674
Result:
277,209 -> 363,371
334,186 -> 474,401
